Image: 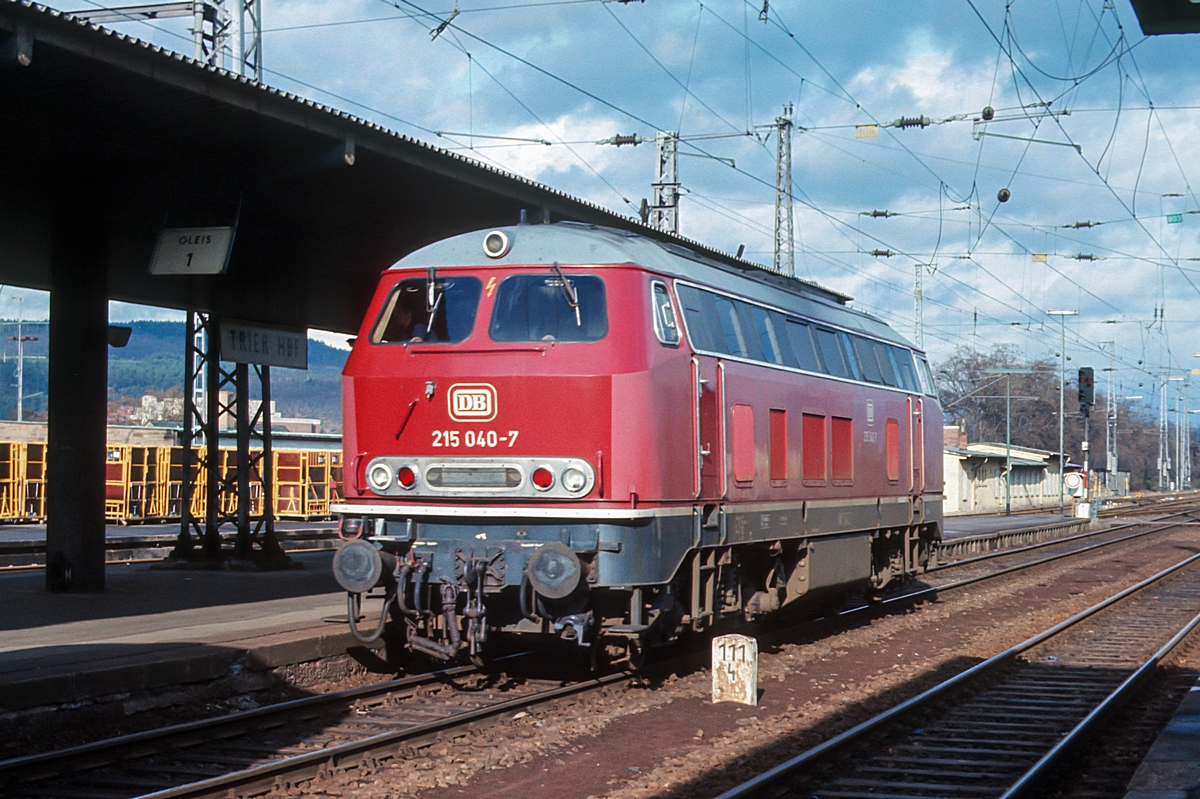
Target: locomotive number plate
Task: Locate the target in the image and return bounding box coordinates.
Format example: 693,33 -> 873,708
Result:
432,429 -> 520,448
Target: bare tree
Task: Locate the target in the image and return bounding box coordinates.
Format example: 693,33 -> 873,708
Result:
934,345 -> 1172,490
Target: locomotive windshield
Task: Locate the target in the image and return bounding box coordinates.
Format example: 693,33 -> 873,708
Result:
489,274 -> 608,342
370,276 -> 482,345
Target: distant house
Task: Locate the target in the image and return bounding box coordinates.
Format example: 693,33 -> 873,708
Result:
943,425 -> 1070,514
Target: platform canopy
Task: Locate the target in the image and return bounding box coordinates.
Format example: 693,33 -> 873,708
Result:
0,0 -> 778,334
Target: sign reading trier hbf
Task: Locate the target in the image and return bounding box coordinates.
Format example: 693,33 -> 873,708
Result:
220,322 -> 308,370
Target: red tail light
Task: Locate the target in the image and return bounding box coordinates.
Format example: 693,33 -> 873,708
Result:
397,465 -> 417,489
531,466 -> 554,490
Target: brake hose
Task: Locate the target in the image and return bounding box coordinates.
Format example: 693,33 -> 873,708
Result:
347,590 -> 394,644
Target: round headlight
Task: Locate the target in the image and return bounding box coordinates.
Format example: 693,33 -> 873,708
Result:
367,462 -> 394,492
561,467 -> 587,493
482,230 -> 511,259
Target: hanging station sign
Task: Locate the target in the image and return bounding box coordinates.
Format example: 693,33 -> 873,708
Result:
219,321 -> 308,370
149,226 -> 235,275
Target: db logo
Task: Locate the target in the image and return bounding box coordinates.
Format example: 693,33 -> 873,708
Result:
448,383 -> 497,422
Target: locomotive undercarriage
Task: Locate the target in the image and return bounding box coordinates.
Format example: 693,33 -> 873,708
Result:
333,508 -> 940,666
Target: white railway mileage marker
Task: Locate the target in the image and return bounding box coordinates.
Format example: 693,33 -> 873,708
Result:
712,633 -> 758,706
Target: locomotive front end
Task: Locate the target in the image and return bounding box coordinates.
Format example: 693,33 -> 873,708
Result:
333,225 -> 653,664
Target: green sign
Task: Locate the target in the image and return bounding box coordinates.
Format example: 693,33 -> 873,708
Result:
1167,213 -> 1183,224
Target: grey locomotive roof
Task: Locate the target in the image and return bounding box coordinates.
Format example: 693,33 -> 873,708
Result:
392,222 -> 915,349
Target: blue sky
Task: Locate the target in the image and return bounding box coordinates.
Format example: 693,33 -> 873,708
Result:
9,0 -> 1200,399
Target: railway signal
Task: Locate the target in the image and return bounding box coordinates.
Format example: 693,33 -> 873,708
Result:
1078,367 -> 1095,417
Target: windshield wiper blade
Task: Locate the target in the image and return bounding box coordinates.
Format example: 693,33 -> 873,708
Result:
426,265 -> 442,336
549,261 -> 581,327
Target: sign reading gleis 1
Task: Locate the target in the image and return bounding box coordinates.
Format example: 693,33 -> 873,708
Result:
220,322 -> 308,370
149,227 -> 235,275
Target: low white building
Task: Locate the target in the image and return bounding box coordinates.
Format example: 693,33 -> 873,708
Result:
943,427 -> 1069,514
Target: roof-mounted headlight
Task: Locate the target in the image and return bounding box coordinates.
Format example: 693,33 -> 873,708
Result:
482,230 -> 511,259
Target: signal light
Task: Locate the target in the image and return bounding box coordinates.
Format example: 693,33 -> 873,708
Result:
531,466 -> 554,490
1078,367 -> 1095,417
397,465 -> 417,489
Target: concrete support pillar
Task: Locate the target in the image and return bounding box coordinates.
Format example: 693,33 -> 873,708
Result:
45,214 -> 108,592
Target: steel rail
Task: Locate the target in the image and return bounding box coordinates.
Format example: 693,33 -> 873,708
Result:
999,606 -> 1200,799
0,663 -> 478,781
131,669 -> 632,799
714,549 -> 1200,799
890,519 -> 1184,604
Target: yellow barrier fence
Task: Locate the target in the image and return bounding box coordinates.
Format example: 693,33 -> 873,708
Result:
7,443 -> 342,524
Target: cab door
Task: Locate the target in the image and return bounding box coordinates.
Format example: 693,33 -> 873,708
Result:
909,396 -> 925,494
693,356 -> 725,499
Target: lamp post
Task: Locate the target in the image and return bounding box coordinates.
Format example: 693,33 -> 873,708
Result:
1170,376 -> 1187,491
1048,310 -> 1078,514
984,368 -> 1034,516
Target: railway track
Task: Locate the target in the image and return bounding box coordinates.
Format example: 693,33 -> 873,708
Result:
0,659 -> 632,799
715,551 -> 1200,799
4,509 -> 1196,798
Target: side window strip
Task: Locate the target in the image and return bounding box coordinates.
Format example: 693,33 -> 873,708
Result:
673,282 -> 928,397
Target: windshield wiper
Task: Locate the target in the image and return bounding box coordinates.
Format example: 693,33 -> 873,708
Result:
549,261 -> 581,327
425,265 -> 442,337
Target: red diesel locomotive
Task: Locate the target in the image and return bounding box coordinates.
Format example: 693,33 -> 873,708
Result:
332,221 -> 943,664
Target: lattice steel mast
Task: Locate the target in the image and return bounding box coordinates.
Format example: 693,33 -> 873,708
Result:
772,103 -> 794,276
651,131 -> 679,233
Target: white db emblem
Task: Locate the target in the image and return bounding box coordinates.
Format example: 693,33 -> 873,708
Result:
448,383 -> 497,422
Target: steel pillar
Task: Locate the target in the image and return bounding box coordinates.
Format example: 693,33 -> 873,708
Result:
171,315 -> 285,565
45,210 -> 108,592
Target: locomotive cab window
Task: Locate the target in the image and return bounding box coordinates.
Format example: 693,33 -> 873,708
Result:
490,273 -> 608,342
650,281 -> 680,345
371,275 -> 483,345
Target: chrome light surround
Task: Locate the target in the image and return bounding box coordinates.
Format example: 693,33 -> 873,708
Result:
366,462 -> 395,493
364,456 -> 595,499
560,466 -> 587,493
482,230 -> 511,258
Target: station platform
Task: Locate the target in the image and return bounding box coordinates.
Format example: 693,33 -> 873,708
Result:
1124,678 -> 1200,799
0,550 -> 380,713
941,513 -> 1075,539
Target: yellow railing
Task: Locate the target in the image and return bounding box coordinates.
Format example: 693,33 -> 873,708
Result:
4,443 -> 342,524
